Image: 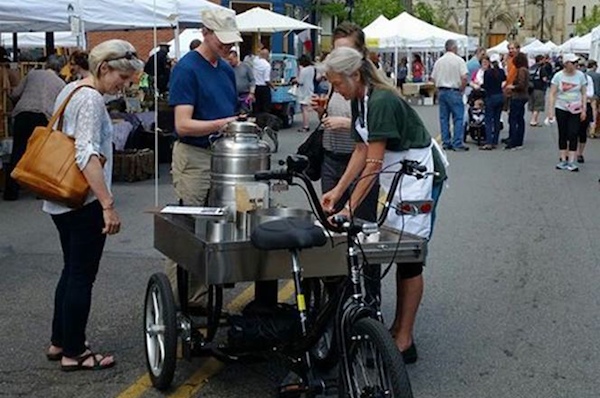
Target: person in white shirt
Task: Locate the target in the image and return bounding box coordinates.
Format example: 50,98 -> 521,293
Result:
252,48 -> 273,114
431,39 -> 469,151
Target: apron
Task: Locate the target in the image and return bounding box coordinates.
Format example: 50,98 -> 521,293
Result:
355,95 -> 438,239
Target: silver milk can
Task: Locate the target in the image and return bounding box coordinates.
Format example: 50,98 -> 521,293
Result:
208,121 -> 271,221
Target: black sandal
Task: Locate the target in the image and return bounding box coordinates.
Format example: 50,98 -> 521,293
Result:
47,341 -> 91,361
61,351 -> 115,372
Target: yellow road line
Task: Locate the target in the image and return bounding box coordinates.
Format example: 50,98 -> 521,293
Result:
227,283 -> 255,312
278,280 -> 295,302
167,357 -> 225,398
115,374 -> 153,398
116,281 -> 294,398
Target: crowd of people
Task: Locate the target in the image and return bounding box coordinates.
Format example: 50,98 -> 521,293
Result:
5,6 -> 599,383
429,40 -> 599,173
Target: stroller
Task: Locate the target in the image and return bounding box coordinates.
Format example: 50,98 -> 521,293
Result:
464,89 -> 486,145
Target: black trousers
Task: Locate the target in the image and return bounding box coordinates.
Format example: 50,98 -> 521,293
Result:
51,201 -> 107,358
4,112 -> 48,199
556,108 -> 580,152
254,85 -> 272,114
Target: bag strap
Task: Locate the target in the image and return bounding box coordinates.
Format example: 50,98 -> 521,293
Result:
315,88 -> 336,130
47,84 -> 95,131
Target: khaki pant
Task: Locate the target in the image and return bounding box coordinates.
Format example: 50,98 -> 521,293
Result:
166,141 -> 211,307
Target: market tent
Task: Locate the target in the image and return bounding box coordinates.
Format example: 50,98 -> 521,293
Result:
363,15 -> 390,39
235,7 -> 319,33
558,36 -> 579,53
591,26 -> 600,61
374,12 -> 470,51
0,31 -> 77,48
487,40 -> 509,55
521,39 -> 546,54
542,40 -> 558,53
0,0 -> 227,32
568,32 -> 592,54
149,29 -> 204,58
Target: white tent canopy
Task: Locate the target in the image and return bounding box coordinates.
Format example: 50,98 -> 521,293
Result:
521,39 -> 546,54
591,25 -> 600,61
371,12 -> 470,51
235,7 -> 319,33
0,31 -> 77,48
558,36 -> 580,53
150,29 -> 204,58
568,32 -> 592,54
542,40 -> 558,53
363,15 -> 390,38
487,40 -> 509,55
0,0 -> 226,32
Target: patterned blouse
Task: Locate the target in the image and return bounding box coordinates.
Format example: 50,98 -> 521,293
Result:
43,82 -> 114,215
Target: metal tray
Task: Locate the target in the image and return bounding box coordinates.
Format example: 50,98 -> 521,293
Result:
154,213 -> 427,285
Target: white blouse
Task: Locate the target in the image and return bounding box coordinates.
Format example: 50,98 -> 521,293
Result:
43,82 -> 114,215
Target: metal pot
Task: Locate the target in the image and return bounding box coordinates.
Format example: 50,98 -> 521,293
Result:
208,121 -> 271,217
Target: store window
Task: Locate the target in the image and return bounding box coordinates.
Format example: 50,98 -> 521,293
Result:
582,5 -> 586,18
571,6 -> 575,23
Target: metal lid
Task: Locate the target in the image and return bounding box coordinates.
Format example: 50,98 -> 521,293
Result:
223,121 -> 260,135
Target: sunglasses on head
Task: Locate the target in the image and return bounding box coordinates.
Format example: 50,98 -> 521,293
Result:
106,51 -> 138,62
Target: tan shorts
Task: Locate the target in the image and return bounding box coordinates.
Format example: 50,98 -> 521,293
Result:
167,141 -> 212,307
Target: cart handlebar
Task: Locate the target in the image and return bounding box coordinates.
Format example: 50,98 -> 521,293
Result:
255,155 -> 432,234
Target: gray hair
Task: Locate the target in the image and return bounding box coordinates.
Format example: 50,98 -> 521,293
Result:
89,39 -> 144,78
445,39 -> 457,52
321,46 -> 395,92
45,54 -> 64,73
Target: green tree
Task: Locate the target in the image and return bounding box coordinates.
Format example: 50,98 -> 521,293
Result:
575,5 -> 600,35
413,1 -> 446,28
352,0 -> 404,27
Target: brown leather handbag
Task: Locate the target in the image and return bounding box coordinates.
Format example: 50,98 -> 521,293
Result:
11,85 -> 97,208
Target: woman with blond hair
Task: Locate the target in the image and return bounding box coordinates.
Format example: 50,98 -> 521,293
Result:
44,39 -> 144,371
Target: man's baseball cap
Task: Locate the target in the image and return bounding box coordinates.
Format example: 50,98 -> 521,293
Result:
201,8 -> 242,44
562,53 -> 579,63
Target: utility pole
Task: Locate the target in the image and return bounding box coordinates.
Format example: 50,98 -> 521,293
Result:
540,0 -> 545,40
465,0 -> 470,35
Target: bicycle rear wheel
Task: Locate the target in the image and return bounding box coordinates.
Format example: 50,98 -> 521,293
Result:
340,317 -> 413,398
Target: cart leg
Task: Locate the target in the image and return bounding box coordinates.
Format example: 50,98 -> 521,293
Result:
176,265 -> 189,313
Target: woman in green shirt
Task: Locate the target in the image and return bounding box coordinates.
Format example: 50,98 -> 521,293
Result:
320,46 -> 447,363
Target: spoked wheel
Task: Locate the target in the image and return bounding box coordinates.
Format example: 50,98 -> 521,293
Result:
144,273 -> 178,390
340,318 -> 413,398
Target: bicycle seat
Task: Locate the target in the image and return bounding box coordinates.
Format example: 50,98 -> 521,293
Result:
251,218 -> 327,251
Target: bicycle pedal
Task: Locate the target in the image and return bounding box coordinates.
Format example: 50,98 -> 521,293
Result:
277,382 -> 309,398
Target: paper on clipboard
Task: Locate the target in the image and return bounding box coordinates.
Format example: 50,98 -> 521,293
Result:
160,206 -> 227,216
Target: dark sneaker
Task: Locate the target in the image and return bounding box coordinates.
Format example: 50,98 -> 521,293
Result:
442,144 -> 453,150
501,138 -> 510,145
577,155 -> 585,163
401,343 -> 418,364
453,146 -> 469,152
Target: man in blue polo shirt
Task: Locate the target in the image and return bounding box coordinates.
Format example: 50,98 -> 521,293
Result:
168,8 -> 241,306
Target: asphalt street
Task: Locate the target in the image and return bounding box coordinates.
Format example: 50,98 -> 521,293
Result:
1,104 -> 600,398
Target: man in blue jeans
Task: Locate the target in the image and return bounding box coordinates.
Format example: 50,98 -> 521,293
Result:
432,39 -> 469,151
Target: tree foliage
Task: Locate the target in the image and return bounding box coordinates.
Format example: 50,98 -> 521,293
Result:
314,1 -> 348,20
352,0 -> 404,28
413,1 -> 446,28
575,5 -> 600,35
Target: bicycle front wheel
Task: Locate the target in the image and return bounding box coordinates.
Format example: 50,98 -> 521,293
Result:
340,317 -> 413,398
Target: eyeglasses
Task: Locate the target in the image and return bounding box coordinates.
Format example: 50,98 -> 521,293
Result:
106,51 -> 138,62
